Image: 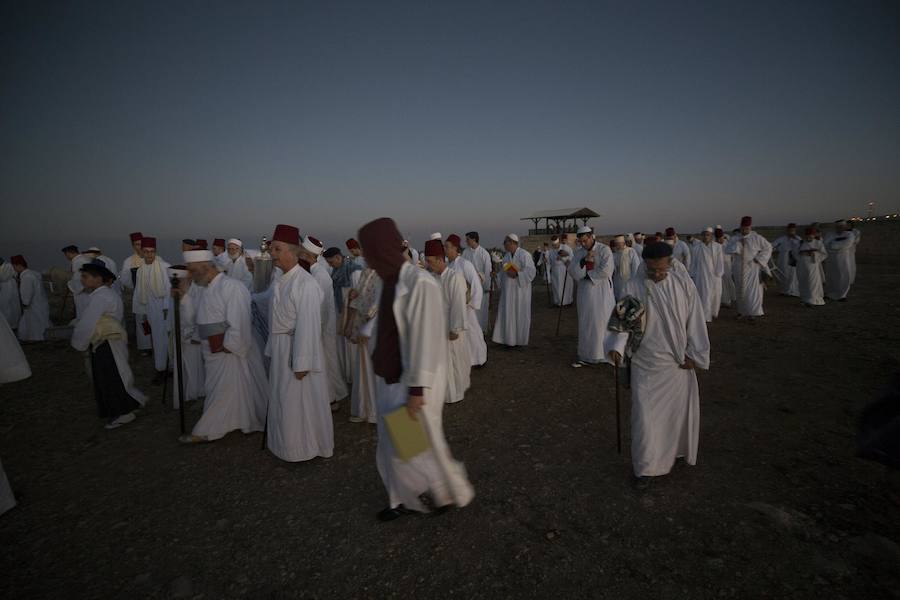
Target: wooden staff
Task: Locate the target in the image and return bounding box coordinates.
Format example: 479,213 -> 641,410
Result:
170,279 -> 187,434
487,267 -> 497,335
555,271 -> 569,336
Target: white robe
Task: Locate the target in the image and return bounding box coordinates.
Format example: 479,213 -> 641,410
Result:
375,261 -> 475,511
824,231 -> 856,300
717,240 -> 736,307
193,273 -> 268,440
491,247 -> 536,347
796,240 -> 827,306
608,264 -> 710,477
16,269 -> 50,341
351,255 -> 368,270
348,269 -> 380,423
265,265 -> 333,462
168,284 -> 205,408
448,256 -> 487,366
549,244 -> 574,306
440,267 -> 471,404
132,257 -> 172,371
462,245 -> 493,331
71,286 -> 146,405
612,246 -> 642,301
725,232 -> 772,317
0,313 -> 31,515
771,235 -> 801,296
68,254 -> 91,319
225,253 -> 254,290
848,229 -> 861,284
120,253 -> 151,349
311,262 -> 347,403
671,240 -> 692,271
0,263 -> 21,328
568,242 -> 615,364
689,240 -> 724,322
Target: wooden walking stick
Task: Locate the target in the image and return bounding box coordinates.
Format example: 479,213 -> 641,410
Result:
614,353 -> 622,454
170,278 -> 187,434
487,268 -> 497,335
555,271 -> 569,336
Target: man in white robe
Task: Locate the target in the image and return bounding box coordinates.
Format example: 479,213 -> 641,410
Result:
724,216 -> 772,320
345,267 -> 380,424
567,226 -> 615,366
71,261 -> 147,428
62,245 -> 90,320
608,241 -> 710,480
83,247 -> 117,278
540,243 -> 552,283
358,218 -> 474,520
119,232 -> 151,351
611,234 -> 642,301
325,247 -> 362,397
424,239 -> 471,404
492,234 -> 536,347
11,255 -> 50,342
179,250 -> 268,443
167,266 -> 205,408
301,236 -> 348,408
796,227 -> 827,307
771,223 -> 801,297
824,219 -> 857,302
689,228 -> 725,322
463,231 -> 493,331
664,228 -> 691,271
211,238 -> 230,271
714,227 -> 735,308
262,225 -> 333,461
446,234 -> 487,367
630,232 -> 645,258
1,312 -> 32,516
847,223 -> 861,284
346,238 -> 367,269
132,237 -> 171,381
548,235 -> 574,307
223,238 -> 253,290
0,259 -> 22,328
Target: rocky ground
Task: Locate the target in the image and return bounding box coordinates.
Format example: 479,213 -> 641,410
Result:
2,263 -> 899,599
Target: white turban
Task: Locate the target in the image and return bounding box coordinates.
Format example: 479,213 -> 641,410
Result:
183,250 -> 214,263
430,232 -> 442,240
227,238 -> 243,248
505,233 -> 519,243
577,226 -> 592,235
168,267 -> 190,279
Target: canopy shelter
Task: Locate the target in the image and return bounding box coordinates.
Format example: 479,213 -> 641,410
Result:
521,208 -> 601,235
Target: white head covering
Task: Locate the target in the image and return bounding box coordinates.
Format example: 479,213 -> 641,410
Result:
86,246 -> 102,253
302,236 -> 324,256
183,250 -> 214,263
430,232 -> 442,240
577,225 -> 592,235
704,227 -> 714,233
168,266 -> 189,279
505,233 -> 519,243
227,238 -> 243,247
715,225 -> 723,230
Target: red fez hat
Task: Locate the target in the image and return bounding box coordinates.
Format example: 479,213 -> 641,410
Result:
645,235 -> 660,245
424,239 -> 444,257
140,237 -> 157,249
446,234 -> 462,248
213,238 -> 226,247
655,231 -> 663,238
664,227 -> 675,237
741,216 -> 752,226
346,238 -> 360,250
195,239 -> 208,249
129,232 -> 143,242
10,255 -> 27,267
805,226 -> 818,236
273,224 -> 300,246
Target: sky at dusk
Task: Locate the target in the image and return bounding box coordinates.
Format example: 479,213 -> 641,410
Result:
2,0 -> 898,268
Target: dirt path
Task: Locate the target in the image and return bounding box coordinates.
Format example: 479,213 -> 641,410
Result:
2,264 -> 899,599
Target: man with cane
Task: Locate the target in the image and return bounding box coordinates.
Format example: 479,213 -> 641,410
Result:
566,226 -> 615,366
606,241 -> 710,483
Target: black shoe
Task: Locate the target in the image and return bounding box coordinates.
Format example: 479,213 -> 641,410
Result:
377,505 -> 413,522
838,298 -> 848,302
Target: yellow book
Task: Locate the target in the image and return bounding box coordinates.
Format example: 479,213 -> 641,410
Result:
384,406 -> 431,461
502,261 -> 518,272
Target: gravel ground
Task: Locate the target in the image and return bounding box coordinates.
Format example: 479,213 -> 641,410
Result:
2,263 -> 899,599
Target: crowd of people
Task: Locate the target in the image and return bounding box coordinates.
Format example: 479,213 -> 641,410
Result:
0,216 -> 861,520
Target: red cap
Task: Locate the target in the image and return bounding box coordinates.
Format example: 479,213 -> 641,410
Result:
664,227 -> 675,237
741,216 -> 752,227
140,237 -> 157,249
195,239 -> 208,249
10,255 -> 27,267
805,227 -> 818,236
446,234 -> 462,248
645,235 -> 659,245
129,231 -> 143,242
273,224 -> 300,246
346,238 -> 360,250
424,239 -> 444,257
213,238 -> 226,247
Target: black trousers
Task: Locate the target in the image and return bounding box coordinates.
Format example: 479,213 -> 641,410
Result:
91,342 -> 139,419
